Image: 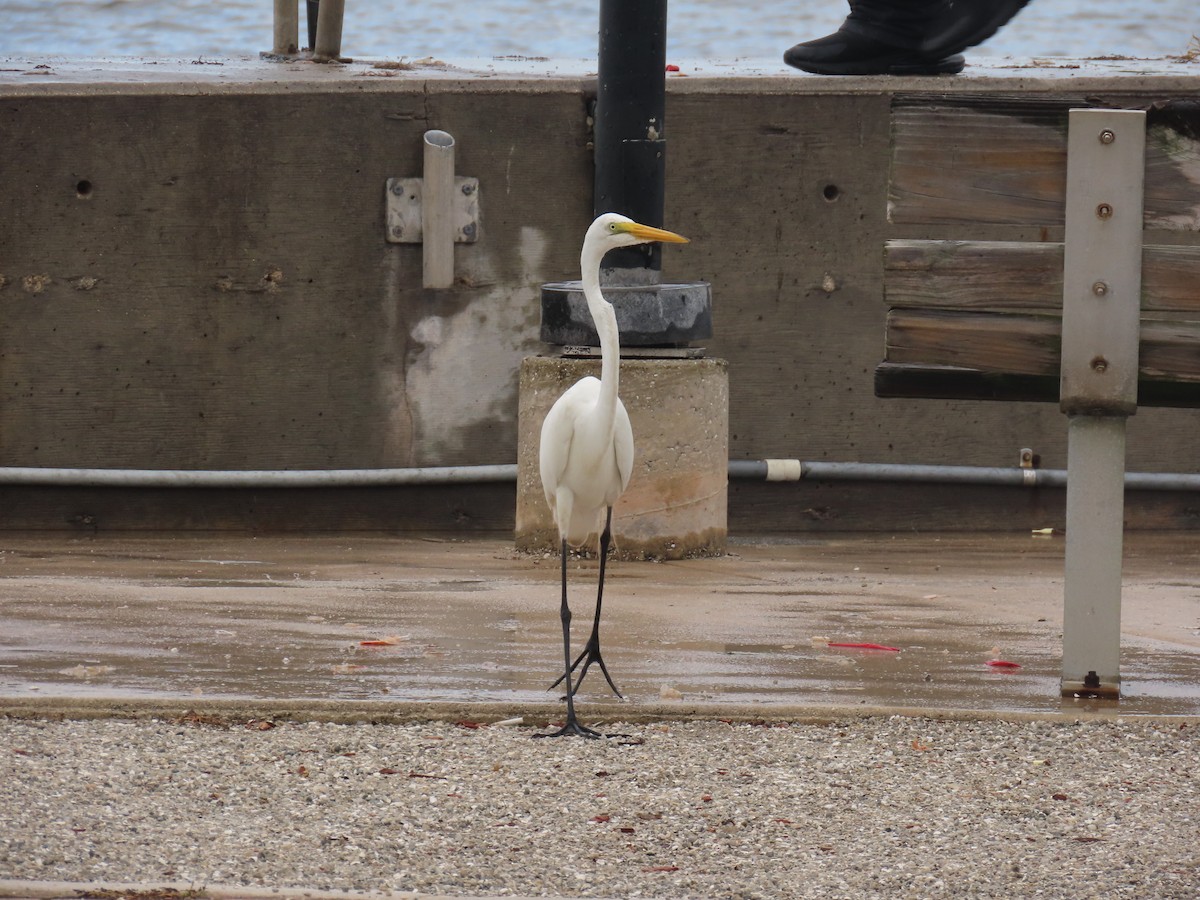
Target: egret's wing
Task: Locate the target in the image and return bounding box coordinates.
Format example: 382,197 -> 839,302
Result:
539,378 -> 599,508
614,400 -> 634,495
538,400 -> 574,509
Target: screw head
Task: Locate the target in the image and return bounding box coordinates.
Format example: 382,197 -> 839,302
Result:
1096,203 -> 1113,219
1092,281 -> 1109,296
1099,129 -> 1116,144
1091,356 -> 1109,373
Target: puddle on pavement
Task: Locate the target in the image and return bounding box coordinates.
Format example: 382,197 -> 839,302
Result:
1,533 -> 1198,716
3,597 -> 1199,716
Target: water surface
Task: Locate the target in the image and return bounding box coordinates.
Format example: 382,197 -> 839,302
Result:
1,0 -> 1196,61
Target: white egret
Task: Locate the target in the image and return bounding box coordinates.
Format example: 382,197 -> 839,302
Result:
536,212 -> 689,739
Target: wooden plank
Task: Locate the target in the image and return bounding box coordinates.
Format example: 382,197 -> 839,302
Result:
885,241 -> 1200,312
874,362 -> 1060,403
1138,321 -> 1200,383
885,309 -> 1200,382
885,240 -> 1064,309
886,309 -> 1063,376
874,363 -> 1200,409
1145,99 -> 1200,231
890,101 -> 1069,227
1143,245 -> 1200,310
889,98 -> 1200,229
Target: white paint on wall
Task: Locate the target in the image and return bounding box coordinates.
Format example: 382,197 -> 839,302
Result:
403,226 -> 551,463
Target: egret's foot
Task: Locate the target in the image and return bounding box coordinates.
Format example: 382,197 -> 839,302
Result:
534,717 -> 604,739
548,638 -> 622,699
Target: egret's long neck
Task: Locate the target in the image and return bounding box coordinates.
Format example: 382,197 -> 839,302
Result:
581,243 -> 621,431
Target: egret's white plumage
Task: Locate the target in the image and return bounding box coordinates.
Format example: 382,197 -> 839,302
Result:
535,212 -> 689,739
539,372 -> 633,546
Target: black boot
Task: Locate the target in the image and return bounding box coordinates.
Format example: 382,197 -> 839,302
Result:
783,27 -> 964,75
784,0 -> 1030,76
919,0 -> 1032,57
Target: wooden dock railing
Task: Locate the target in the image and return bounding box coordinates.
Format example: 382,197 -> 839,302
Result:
876,95 -> 1200,699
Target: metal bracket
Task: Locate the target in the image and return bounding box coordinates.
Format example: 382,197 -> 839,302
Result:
385,176 -> 479,245
1059,109 -> 1146,416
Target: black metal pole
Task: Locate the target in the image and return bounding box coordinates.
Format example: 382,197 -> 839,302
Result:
540,0 -> 710,349
594,0 -> 668,282
306,0 -> 320,51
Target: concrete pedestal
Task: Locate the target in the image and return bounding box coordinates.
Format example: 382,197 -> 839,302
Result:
515,355 -> 728,559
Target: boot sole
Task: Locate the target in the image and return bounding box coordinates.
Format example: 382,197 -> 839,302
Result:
786,52 -> 965,76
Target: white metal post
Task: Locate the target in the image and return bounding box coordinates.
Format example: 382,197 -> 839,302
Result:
271,0 -> 299,55
421,130 -> 457,289
313,0 -> 346,62
1058,108 -> 1146,698
1062,415 -> 1127,697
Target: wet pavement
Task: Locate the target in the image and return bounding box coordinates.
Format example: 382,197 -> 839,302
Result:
1,531 -> 1199,719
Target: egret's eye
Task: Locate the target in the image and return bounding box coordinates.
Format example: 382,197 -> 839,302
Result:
609,223 -> 618,232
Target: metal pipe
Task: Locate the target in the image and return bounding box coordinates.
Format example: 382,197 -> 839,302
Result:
312,0 -> 345,62
727,459 -> 1200,491
727,459 -> 1059,486
272,0 -> 299,55
781,461 -> 1060,487
0,460 -> 1196,491
306,0 -> 320,50
422,130 -> 456,289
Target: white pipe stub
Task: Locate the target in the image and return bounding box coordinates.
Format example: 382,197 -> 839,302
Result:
764,458 -> 804,481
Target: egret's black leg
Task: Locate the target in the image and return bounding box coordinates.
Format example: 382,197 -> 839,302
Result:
548,507 -> 623,699
536,538 -> 601,739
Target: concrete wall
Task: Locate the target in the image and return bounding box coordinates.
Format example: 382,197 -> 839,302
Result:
1,61 -> 1198,531
0,79 -> 587,472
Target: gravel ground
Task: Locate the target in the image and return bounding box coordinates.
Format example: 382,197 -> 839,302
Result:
2,715 -> 1197,899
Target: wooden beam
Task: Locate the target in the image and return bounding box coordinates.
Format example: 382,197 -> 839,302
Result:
885,240 -> 1064,309
886,309 -> 1062,376
874,362 -> 1060,403
884,241 -> 1200,312
890,100 -> 1068,227
1143,245 -> 1200,311
888,98 -> 1200,230
885,309 -> 1200,382
874,363 -> 1200,408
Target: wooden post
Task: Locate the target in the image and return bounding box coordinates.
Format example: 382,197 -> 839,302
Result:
1058,108 -> 1146,699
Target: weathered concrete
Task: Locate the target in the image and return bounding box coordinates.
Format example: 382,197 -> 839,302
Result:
515,356 -> 728,558
1,55 -> 1198,531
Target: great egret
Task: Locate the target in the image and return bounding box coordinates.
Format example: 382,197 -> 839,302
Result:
536,212 -> 689,739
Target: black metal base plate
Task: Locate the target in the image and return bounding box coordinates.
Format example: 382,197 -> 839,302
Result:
541,280 -> 712,347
